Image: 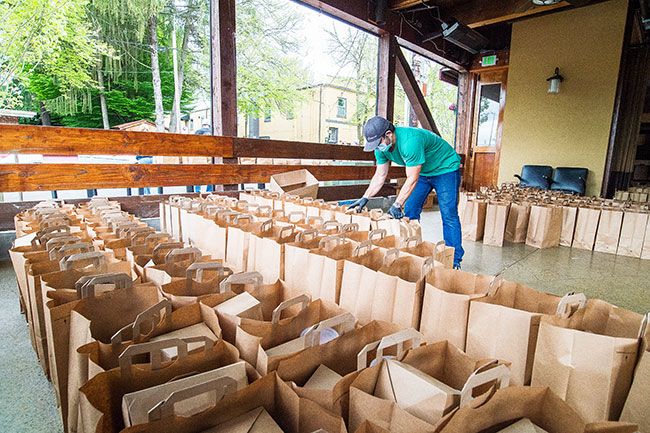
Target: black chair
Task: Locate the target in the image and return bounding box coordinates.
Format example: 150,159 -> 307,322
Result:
550,167 -> 588,196
514,165 -> 553,189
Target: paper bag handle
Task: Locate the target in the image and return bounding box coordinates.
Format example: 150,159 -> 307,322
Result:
147,376 -> 238,421
219,271 -> 263,293
321,221 -> 342,233
369,229 -> 386,241
303,312 -> 356,347
279,225 -> 295,240
638,312 -> 649,340
296,229 -> 318,243
257,205 -> 273,217
404,235 -> 421,248
32,225 -> 70,246
152,242 -> 184,261
556,292 -> 587,318
422,257 -> 438,277
118,337 -> 189,373
271,293 -> 311,324
144,233 -> 171,249
318,235 -> 345,250
233,214 -> 252,226
165,247 -> 202,264
286,211 -> 305,224
434,241 -> 447,261
486,274 -> 504,297
305,216 -> 324,228
59,251 -> 107,271
76,272 -> 133,299
352,240 -> 373,257
342,223 -> 359,233
45,235 -> 80,253
260,218 -> 274,233
383,248 -> 400,265
356,328 -> 423,371
186,262 -> 232,290
459,363 -> 511,408
49,242 -> 93,261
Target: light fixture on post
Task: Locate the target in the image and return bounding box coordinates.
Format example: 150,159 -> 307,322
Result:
546,67 -> 564,94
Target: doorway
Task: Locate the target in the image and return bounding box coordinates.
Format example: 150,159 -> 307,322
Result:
465,68 -> 508,191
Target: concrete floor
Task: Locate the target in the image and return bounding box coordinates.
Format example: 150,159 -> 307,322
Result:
1,209 -> 649,432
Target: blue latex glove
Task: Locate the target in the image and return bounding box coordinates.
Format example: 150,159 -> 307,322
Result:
347,197 -> 369,213
388,203 -> 404,219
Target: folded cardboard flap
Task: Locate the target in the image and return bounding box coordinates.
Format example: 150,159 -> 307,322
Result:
304,364 -> 343,391
201,407 -> 283,433
498,418 -> 549,433
215,292 -> 263,320
122,362 -> 249,427
150,323 -> 218,361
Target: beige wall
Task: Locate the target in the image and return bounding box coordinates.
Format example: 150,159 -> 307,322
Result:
498,0 -> 628,196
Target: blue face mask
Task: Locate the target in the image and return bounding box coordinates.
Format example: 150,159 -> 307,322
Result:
377,142 -> 390,152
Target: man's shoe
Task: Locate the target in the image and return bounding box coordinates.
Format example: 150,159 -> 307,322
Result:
453,263 -> 461,270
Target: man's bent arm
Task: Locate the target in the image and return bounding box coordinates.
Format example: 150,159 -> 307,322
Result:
395,165 -> 421,206
362,163 -> 390,198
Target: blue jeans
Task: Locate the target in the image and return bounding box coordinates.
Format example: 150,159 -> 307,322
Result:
404,169 -> 464,266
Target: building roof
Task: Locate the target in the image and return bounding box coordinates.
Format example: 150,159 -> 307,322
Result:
0,109 -> 36,118
112,119 -> 157,130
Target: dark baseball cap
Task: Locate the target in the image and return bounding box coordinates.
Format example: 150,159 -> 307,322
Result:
363,116 -> 391,152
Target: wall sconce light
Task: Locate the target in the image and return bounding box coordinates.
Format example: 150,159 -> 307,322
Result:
546,67 -> 564,94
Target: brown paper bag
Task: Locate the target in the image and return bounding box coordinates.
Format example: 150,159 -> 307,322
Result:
234,298 -> 350,374
348,336 -> 509,433
433,386 -> 638,433
77,337 -> 243,433
560,205 -> 578,247
461,200 -> 487,241
284,229 -> 325,298
466,281 -> 563,386
159,262 -> 234,309
572,207 -> 601,251
616,210 -> 649,258
400,237 -> 452,269
594,209 -> 624,254
531,299 -> 646,422
143,247 -> 206,287
119,372 -> 347,433
484,202 -> 510,247
303,235 -> 356,304
246,220 -> 296,283
339,243 -> 387,324
504,202 -> 531,243
525,205 -> 563,249
225,215 -> 258,273
276,321 -> 403,416
620,344 -> 650,432
420,267 -> 495,350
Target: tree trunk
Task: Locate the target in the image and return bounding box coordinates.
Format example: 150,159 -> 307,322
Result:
168,0 -> 194,133
39,101 -> 51,126
149,14 -> 165,132
97,58 -> 110,129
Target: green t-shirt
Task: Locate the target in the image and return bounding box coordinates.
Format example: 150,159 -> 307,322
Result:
374,126 -> 460,177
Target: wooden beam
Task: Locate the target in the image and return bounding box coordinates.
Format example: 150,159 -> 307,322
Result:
0,164 -> 404,192
388,0 -> 424,11
0,124 -> 234,157
0,124 -> 375,160
295,0 -> 465,70
231,138 -> 373,161
448,0 -> 571,28
377,33 -> 397,122
394,40 -> 440,135
210,0 -> 237,136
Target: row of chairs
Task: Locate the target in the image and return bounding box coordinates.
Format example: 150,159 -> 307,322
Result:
515,165 -> 588,196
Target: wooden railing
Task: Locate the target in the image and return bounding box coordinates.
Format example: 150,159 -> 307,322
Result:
0,124 -> 405,192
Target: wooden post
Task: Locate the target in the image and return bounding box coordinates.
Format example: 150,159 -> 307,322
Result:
377,33 -> 396,122
210,0 -> 238,190
394,38 -> 440,135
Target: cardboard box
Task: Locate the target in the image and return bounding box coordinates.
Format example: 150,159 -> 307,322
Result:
269,169 -> 319,198
122,362 -> 249,427
150,323 -> 218,361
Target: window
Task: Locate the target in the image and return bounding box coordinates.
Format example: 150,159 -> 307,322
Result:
326,127 -> 339,144
337,97 -> 347,118
264,110 -> 272,123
